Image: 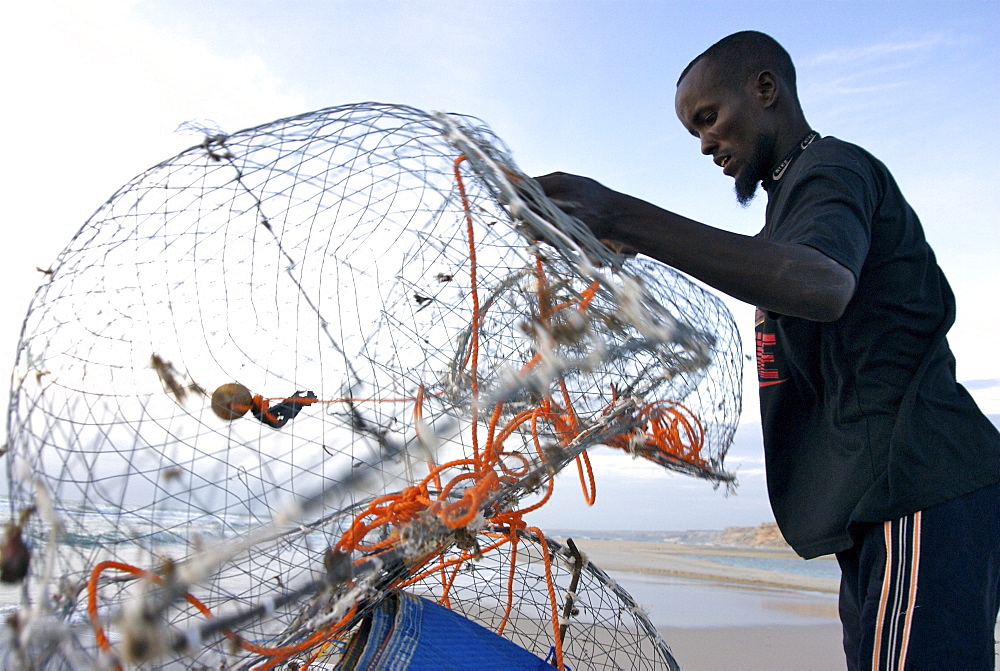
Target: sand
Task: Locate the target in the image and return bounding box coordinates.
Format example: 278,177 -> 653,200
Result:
660,623 -> 845,670
562,538 -> 845,669
568,538 -> 840,593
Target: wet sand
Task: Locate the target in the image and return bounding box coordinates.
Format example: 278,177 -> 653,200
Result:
568,538 -> 1000,670
660,623 -> 845,670
568,537 -> 840,594
564,538 -> 845,668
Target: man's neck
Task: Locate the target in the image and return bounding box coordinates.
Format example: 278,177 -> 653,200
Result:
763,125 -> 819,192
770,118 -> 813,167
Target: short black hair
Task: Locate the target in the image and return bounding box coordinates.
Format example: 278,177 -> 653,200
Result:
677,31 -> 798,98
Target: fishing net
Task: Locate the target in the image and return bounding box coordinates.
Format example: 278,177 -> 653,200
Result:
2,102 -> 740,669
176,516 -> 682,669
398,528 -> 679,670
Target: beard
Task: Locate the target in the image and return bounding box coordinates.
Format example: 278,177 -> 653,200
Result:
734,134 -> 772,207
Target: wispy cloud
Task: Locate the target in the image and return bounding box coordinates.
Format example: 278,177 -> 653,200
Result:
807,36 -> 947,66
809,79 -> 907,98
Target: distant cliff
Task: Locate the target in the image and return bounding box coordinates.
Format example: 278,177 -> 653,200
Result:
717,522 -> 790,549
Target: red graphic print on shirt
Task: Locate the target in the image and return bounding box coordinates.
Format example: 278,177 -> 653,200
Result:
755,308 -> 786,388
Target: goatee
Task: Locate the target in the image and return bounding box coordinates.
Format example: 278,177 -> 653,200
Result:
734,135 -> 772,207
734,173 -> 759,207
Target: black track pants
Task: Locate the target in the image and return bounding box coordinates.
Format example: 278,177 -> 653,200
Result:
836,480 -> 1000,670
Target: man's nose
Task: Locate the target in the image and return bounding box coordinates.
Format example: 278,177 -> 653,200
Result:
700,134 -> 717,156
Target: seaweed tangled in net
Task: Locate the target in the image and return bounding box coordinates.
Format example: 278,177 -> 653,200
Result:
2,103 -> 740,668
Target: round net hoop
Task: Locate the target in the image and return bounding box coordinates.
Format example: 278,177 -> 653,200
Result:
3,102 -> 740,668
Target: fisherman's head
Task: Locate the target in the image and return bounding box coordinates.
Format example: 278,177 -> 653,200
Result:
675,31 -> 803,205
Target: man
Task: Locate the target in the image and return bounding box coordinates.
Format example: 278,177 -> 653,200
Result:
536,31 -> 1000,669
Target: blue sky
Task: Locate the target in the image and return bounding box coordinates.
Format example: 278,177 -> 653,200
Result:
3,0 -> 998,531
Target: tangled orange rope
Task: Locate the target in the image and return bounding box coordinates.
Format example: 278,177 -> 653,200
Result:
86,560 -> 356,670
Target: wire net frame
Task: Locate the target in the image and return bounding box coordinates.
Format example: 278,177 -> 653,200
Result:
388,527 -> 681,671
2,102 -> 741,669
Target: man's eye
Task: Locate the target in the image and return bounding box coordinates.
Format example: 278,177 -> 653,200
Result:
704,112 -> 717,125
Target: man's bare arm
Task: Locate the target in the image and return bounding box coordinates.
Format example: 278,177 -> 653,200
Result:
537,172 -> 856,322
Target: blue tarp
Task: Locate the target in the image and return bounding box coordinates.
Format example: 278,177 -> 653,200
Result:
336,591 -> 553,670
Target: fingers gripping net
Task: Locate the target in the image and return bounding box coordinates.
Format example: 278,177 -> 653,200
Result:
3,103 -> 740,668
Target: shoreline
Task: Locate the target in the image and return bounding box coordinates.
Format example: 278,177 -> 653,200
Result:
565,538 -> 1000,669
6,535 -> 996,669
565,537 -> 848,669
564,537 -> 841,594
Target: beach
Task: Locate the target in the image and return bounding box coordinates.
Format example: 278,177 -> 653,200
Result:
1,533 -> 846,669
3,533 -> 996,669
568,537 -> 1000,670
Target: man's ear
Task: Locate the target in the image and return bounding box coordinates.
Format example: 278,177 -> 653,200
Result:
755,70 -> 779,108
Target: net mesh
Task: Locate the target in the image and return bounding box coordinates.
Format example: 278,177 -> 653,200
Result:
2,102 -> 740,669
395,528 -> 679,670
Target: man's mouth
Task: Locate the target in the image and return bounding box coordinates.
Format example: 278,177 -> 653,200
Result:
716,155 -> 733,175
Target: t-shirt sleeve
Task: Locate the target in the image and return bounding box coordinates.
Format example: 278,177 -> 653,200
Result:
770,158 -> 879,279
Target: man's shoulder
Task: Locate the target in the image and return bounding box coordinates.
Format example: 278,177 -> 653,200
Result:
787,136 -> 890,189
805,136 -> 876,169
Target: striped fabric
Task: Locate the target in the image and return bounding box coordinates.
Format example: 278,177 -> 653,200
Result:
839,480 -> 1000,670
872,512 -> 922,670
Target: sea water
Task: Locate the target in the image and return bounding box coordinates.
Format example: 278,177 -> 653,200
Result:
609,570 -> 841,628
684,552 -> 842,581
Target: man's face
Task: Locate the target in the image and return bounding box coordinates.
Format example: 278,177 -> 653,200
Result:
675,59 -> 775,206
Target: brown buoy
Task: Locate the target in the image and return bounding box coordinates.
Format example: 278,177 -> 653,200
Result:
211,383 -> 254,420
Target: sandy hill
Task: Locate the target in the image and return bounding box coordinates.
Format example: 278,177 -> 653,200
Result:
717,522 -> 790,549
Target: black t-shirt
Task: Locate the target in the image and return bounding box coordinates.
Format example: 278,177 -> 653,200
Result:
756,135 -> 1000,559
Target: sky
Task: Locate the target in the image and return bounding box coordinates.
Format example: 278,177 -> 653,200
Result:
2,0 -> 998,533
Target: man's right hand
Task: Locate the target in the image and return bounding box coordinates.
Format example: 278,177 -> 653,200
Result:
533,172 -> 622,243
